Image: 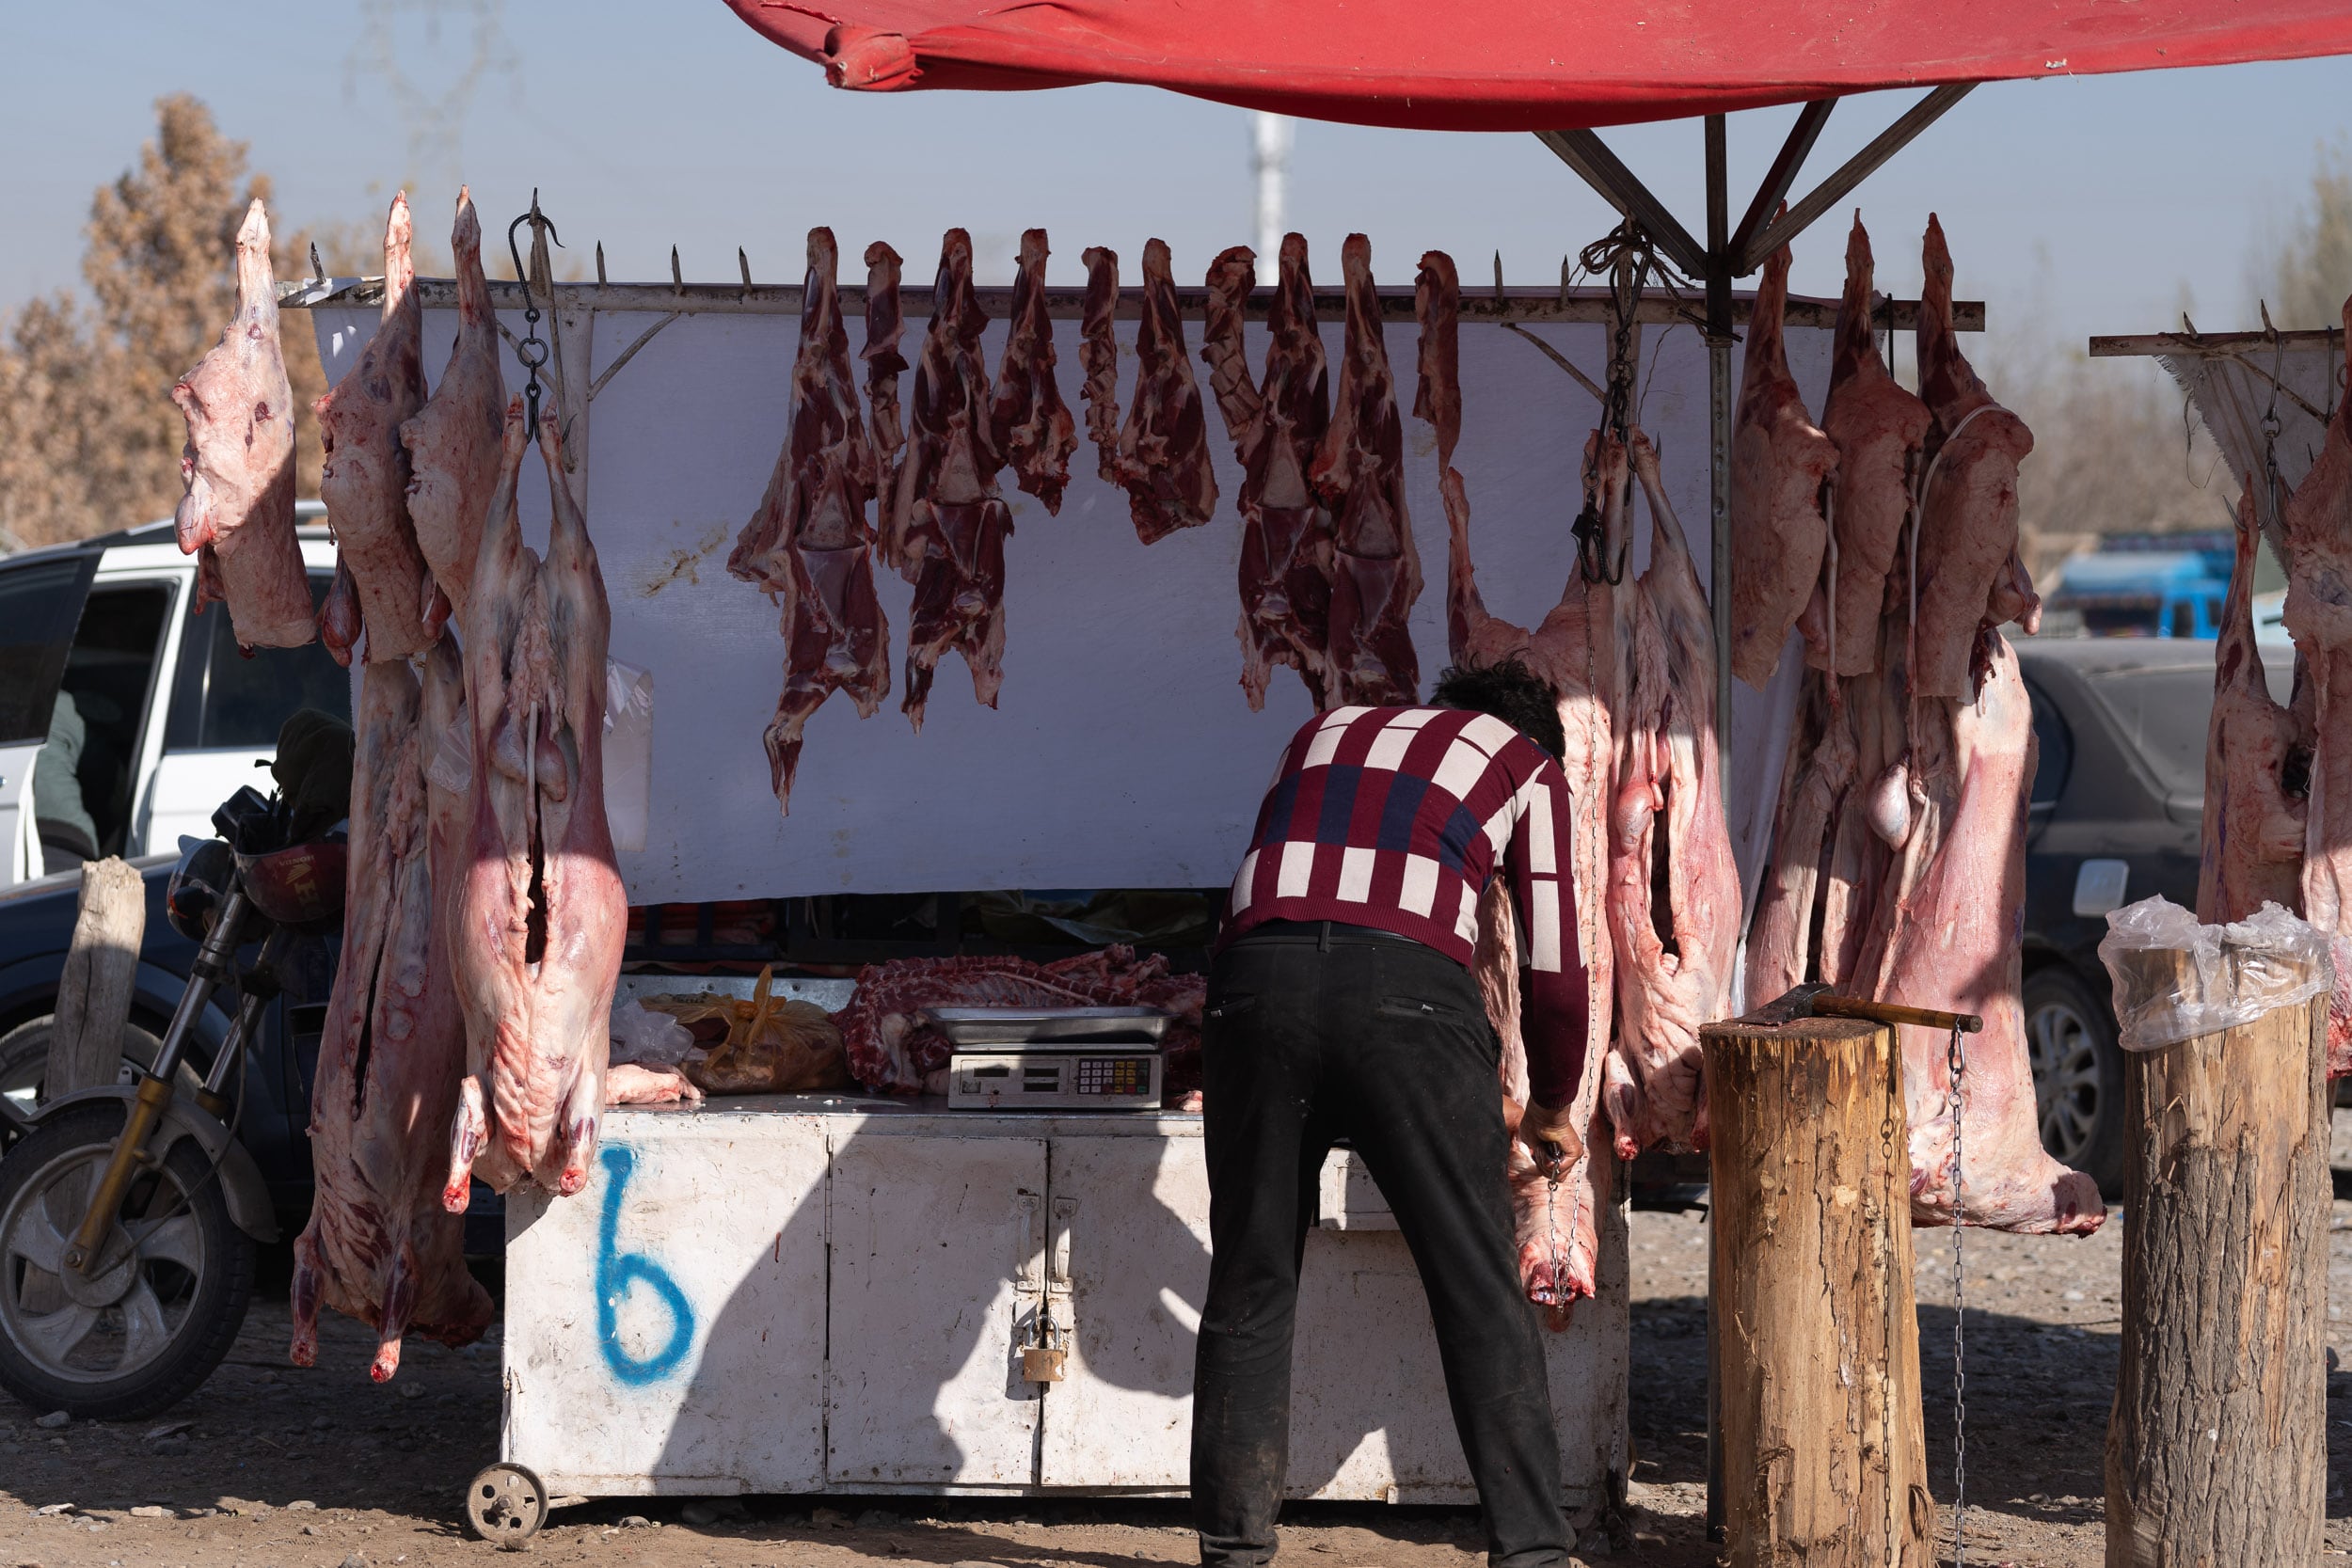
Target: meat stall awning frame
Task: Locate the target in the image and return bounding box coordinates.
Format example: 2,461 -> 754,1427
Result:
714,1 -> 2348,1539
718,0 -> 2352,783
720,0 -> 2352,134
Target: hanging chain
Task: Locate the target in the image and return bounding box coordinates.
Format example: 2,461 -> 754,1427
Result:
1880,1039 -> 1901,1568
1566,217 -> 1689,586
505,198 -> 563,430
1947,1022 -> 1967,1568
2260,323 -> 2288,541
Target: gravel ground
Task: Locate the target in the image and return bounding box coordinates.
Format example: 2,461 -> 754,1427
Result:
7,1131 -> 2352,1568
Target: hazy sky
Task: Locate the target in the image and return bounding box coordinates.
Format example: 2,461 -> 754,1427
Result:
3,1 -> 2346,356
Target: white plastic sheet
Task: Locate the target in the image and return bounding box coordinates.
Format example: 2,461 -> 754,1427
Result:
2097,895 -> 2332,1051
314,293 -> 1826,905
609,998 -> 695,1068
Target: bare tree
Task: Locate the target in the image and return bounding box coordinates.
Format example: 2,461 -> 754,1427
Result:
2263,140 -> 2352,330
2002,349 -> 2231,574
0,96 -> 274,546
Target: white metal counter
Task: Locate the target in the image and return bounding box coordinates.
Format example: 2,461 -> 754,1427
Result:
502,1096 -> 1629,1507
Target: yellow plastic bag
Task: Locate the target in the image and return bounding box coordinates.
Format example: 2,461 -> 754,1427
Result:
671,966 -> 851,1096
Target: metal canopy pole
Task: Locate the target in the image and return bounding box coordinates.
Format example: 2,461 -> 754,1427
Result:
1737,84 -> 1976,274
1704,116 -> 1735,784
1701,108 -> 1733,1548
1534,129 -> 1710,277
1727,99 -> 1837,269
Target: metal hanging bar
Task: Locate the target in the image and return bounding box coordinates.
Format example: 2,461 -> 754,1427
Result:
277,276 -> 1983,331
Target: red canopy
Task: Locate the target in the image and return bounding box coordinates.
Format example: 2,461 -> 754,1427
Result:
723,0 -> 2352,132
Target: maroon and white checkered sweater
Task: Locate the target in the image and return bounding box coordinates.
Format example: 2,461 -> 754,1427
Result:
1219,704 -> 1588,1105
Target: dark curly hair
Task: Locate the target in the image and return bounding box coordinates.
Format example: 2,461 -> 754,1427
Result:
1430,659 -> 1565,758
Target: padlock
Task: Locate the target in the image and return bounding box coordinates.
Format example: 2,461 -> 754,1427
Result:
1021,1316 -> 1070,1383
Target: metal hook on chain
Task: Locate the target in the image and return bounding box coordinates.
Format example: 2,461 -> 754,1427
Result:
1879,1051 -> 1902,1568
1567,217 -> 1662,585
1947,1021 -> 1968,1568
506,190 -> 564,430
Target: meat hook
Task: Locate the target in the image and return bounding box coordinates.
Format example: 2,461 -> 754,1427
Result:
505,191 -> 564,428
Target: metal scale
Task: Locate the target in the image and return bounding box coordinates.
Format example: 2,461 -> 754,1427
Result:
934,1006 -> 1172,1109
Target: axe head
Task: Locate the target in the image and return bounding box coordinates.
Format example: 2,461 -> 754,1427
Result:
1744,982 -> 1833,1028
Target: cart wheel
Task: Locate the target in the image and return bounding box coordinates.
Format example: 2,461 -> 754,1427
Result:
465,1463 -> 548,1548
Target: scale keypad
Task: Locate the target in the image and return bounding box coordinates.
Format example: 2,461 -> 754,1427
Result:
1075,1056 -> 1147,1095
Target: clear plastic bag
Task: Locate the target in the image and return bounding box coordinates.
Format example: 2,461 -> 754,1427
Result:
610,999 -> 695,1068
602,657 -> 654,853
2096,895 -> 2333,1051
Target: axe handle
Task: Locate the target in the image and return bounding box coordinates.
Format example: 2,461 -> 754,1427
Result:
1811,994 -> 1983,1034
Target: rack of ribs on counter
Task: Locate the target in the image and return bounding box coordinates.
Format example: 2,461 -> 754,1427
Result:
443,404 -> 626,1205
1203,235 -> 1336,710
885,229 -> 1014,731
314,192 -> 436,664
170,198 -> 314,650
837,946 -> 1204,1098
727,227 -> 892,813
1311,234 -> 1422,706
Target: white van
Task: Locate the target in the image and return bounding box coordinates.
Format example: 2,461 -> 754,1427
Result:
0,504 -> 344,888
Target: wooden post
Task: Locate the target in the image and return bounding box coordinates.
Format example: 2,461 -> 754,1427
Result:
1704,1014 -> 1932,1566
44,855 -> 146,1100
2105,976 -> 2327,1566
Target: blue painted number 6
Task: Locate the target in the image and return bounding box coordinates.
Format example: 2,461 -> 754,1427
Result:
596,1145 -> 694,1384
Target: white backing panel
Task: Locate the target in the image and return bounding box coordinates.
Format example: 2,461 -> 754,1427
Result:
315,295 -> 1828,905
2163,346 -> 2339,508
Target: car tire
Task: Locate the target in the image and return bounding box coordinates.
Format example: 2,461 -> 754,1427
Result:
2022,965 -> 2125,1194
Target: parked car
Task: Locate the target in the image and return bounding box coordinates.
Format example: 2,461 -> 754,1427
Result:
2013,637 -> 2295,1192
0,505 -> 344,889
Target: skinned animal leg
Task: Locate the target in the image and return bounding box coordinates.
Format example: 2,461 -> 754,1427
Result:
555,1067 -> 602,1196
288,1227 -> 324,1367
1600,1048 -> 1643,1163
370,1244 -> 417,1383
442,1072 -> 491,1212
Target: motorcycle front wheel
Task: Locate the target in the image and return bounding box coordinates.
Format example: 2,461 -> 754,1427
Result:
0,1101 -> 255,1419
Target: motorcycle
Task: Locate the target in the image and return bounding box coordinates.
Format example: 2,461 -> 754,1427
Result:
0,785 -> 343,1419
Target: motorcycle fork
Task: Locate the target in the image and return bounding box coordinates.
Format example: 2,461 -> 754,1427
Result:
61,891 -> 252,1275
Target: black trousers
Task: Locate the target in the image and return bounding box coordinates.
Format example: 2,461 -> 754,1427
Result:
1190,922 -> 1569,1568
